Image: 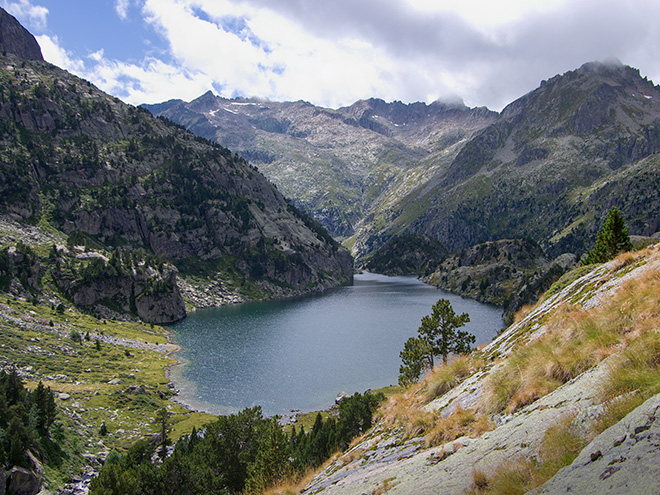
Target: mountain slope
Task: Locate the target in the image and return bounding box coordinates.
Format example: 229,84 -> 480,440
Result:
143,95 -> 497,238
354,61 -> 660,257
149,62 -> 660,263
302,243 -> 660,494
0,11 -> 352,320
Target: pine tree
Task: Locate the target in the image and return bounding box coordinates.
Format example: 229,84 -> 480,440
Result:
398,336 -> 432,385
154,407 -> 171,459
398,298 -> 474,385
418,298 -> 473,367
583,206 -> 633,264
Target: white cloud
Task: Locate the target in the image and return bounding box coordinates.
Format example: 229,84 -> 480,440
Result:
36,34 -> 85,72
88,49 -> 105,62
38,30 -> 212,105
115,0 -> 130,20
2,0 -> 48,31
17,0 -> 660,111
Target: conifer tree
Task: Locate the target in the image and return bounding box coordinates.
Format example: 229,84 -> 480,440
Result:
583,206 -> 633,264
399,298 -> 474,385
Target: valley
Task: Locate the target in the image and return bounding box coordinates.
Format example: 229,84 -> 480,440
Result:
2,5 -> 660,495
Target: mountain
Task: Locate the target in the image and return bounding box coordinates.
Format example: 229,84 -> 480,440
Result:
0,10 -> 352,322
148,61 -> 660,262
354,60 -> 660,257
143,95 -> 497,239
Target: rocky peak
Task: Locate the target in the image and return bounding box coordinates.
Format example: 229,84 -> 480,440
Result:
0,8 -> 43,61
501,59 -> 660,123
339,97 -> 483,128
188,90 -> 220,113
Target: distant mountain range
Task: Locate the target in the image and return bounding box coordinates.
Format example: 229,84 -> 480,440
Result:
146,61 -> 660,260
143,95 -> 497,240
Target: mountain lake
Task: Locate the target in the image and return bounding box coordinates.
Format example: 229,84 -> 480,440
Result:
169,272 -> 505,416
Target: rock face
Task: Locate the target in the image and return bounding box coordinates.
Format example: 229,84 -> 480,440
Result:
52,260 -> 186,324
303,359 -> 613,495
422,238 -> 576,321
144,95 -> 497,240
534,393 -> 660,494
0,8 -> 43,61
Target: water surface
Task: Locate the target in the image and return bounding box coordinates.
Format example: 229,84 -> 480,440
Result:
171,273 -> 504,416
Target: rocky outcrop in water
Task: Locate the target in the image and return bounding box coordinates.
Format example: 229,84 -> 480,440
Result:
422,239 -> 576,321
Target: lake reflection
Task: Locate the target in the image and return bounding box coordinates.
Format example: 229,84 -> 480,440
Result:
170,273 -> 504,416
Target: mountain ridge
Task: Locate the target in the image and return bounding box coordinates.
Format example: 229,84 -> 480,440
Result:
147,60 -> 660,263
143,93 -> 498,238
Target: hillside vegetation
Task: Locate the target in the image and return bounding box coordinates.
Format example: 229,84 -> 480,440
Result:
351,61 -> 660,259
0,35 -> 352,323
301,243 -> 660,494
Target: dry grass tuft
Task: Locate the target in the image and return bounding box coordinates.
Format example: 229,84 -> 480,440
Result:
378,354 -> 490,444
466,415 -> 586,495
262,457 -> 340,495
512,304 -> 534,324
466,458 -> 537,495
425,355 -> 484,401
483,258 -> 660,415
471,468 -> 489,491
424,405 -> 495,448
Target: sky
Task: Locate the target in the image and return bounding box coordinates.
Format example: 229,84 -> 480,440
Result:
3,0 -> 660,111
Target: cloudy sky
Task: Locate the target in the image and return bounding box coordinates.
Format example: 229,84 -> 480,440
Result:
3,0 -> 660,111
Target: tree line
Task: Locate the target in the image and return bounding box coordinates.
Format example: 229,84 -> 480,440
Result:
89,391 -> 383,495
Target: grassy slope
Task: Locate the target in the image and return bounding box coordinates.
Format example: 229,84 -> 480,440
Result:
302,243 -> 660,494
0,295 -> 214,488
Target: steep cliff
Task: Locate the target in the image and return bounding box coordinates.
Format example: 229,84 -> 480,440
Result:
0,8 -> 42,60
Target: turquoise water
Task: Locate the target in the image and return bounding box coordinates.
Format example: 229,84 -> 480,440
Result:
170,273 -> 504,416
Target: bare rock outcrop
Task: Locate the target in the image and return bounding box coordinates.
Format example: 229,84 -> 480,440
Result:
7,467 -> 41,495
534,393 -> 660,495
0,8 -> 43,61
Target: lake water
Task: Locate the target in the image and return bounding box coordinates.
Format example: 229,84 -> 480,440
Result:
170,273 -> 504,416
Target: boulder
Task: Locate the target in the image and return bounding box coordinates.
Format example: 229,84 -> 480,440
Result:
8,467 -> 41,495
